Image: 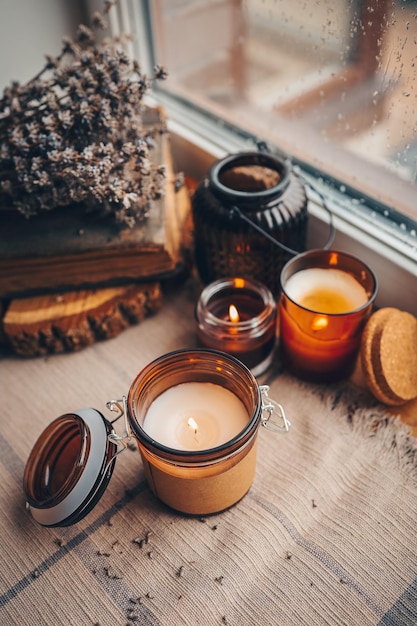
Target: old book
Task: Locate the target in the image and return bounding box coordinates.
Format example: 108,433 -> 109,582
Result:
0,107 -> 191,298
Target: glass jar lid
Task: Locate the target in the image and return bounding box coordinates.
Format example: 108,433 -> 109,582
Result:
23,408 -> 118,527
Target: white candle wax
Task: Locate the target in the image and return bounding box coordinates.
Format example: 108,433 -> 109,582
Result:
284,267 -> 368,314
142,382 -> 249,451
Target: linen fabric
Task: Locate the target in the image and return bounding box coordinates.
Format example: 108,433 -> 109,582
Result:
1,279 -> 416,626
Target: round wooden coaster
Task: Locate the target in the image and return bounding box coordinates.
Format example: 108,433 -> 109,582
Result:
361,307 -> 417,406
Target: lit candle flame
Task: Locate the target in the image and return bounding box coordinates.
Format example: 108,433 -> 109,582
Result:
229,304 -> 240,323
311,315 -> 328,331
187,417 -> 198,435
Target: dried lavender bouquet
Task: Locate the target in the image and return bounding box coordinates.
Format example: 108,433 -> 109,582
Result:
0,1 -> 168,227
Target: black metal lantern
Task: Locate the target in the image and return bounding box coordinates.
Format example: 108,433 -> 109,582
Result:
192,151 -> 309,296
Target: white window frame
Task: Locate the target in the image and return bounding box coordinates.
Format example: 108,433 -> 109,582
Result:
105,0 -> 417,316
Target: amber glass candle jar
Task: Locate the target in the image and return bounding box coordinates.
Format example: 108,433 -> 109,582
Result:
127,349 -> 262,515
23,351 -> 289,526
279,249 -> 377,382
195,277 -> 277,376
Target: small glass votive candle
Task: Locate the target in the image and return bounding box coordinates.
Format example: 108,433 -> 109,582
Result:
279,249 -> 377,382
195,277 -> 277,376
128,349 -> 263,515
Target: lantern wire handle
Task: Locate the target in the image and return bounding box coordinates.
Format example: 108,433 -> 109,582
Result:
229,177 -> 335,257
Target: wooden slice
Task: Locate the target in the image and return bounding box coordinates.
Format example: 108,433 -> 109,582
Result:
3,282 -> 162,356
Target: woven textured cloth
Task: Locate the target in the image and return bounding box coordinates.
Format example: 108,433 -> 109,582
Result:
1,279 -> 417,626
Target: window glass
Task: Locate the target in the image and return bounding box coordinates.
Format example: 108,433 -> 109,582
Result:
142,0 -> 416,226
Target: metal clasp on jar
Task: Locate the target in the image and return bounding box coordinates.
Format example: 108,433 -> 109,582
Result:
106,396 -> 132,460
259,385 -> 290,433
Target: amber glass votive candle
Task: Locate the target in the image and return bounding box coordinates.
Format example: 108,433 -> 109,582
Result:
127,349 -> 263,515
279,250 -> 377,382
195,277 -> 277,376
